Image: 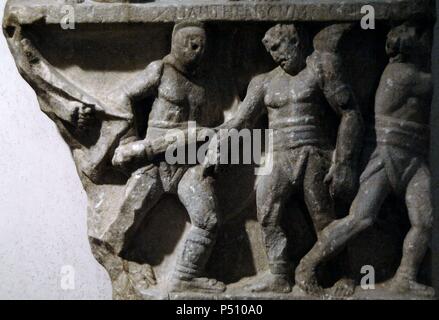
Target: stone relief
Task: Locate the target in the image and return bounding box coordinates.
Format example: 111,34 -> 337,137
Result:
219,23 -> 363,296
2,0 -> 436,299
295,22 -> 434,297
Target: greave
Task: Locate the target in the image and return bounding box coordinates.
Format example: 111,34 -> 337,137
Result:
173,226 -> 216,280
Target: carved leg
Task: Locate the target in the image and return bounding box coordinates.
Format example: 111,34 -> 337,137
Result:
386,165 -> 434,297
245,158 -> 292,293
295,168 -> 391,296
170,166 -> 225,294
105,165 -> 164,254
303,151 -> 357,297
96,165 -> 165,297
303,151 -> 336,234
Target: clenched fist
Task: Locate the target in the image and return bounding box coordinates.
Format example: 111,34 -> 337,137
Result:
324,162 -> 357,201
71,101 -> 96,132
112,141 -> 151,172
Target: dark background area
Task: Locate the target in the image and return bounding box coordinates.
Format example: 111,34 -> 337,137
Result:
430,0 -> 439,296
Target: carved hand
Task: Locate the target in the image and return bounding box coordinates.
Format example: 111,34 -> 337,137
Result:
71,101 -> 96,132
112,141 -> 150,172
324,162 -> 357,200
201,136 -> 222,177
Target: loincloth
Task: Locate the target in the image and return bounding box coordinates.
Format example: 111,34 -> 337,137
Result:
271,119 -> 330,152
136,162 -> 188,194
375,115 -> 429,155
360,116 -> 429,194
273,145 -> 332,186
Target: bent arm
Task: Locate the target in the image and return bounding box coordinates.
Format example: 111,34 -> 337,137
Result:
112,60 -> 163,111
320,52 -> 363,166
220,75 -> 266,130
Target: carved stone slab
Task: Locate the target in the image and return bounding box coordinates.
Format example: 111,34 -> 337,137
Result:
3,0 -> 436,300
4,0 -> 434,24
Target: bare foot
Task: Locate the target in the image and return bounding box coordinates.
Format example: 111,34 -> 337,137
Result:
327,278 -> 356,298
295,263 -> 324,296
169,277 -> 226,294
126,261 -> 157,292
385,275 -> 435,298
245,271 -> 291,293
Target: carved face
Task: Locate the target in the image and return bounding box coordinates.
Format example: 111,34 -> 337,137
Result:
171,26 -> 206,69
386,24 -> 414,58
263,24 -> 306,75
386,23 -> 432,61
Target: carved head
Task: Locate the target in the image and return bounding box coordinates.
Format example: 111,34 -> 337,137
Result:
262,23 -> 310,75
386,22 -> 432,63
171,21 -> 207,69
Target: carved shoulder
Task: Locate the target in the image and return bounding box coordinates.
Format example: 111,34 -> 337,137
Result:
382,63 -> 415,86
305,51 -> 332,88
308,50 -> 343,84
383,63 -> 432,99
306,51 -> 324,79
375,63 -> 414,108
121,60 -> 164,101
247,72 -> 269,96
143,60 -> 164,86
379,63 -> 424,100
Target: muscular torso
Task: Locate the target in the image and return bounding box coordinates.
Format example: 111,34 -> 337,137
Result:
263,66 -> 325,128
375,62 -> 432,125
261,65 -> 329,150
147,64 -> 206,140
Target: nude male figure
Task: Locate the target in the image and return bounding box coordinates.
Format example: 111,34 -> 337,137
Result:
102,21 -> 226,294
221,24 -> 363,293
295,22 -> 434,297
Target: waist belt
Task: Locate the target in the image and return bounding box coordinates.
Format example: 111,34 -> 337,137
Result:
375,115 -> 429,155
272,125 -> 328,150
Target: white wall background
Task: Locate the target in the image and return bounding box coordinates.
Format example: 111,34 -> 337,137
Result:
0,1 -> 112,299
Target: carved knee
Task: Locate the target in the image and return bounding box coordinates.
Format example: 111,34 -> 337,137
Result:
194,210 -> 220,234
413,208 -> 433,232
259,213 -> 278,232
353,215 -> 375,233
